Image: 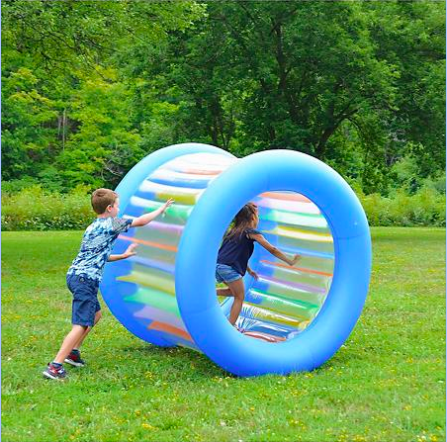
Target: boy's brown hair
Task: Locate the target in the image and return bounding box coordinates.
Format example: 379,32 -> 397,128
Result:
91,188 -> 118,214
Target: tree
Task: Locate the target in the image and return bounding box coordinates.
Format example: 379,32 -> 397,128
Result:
2,1 -> 445,195
1,0 -> 205,189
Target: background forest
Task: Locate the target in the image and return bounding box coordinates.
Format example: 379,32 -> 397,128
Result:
2,1 -> 445,228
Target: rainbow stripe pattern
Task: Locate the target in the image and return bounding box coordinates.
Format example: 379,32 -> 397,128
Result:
110,152 -> 334,347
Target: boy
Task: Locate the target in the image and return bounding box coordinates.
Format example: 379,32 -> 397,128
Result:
43,188 -> 173,380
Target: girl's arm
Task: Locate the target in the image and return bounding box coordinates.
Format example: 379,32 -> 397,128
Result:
246,264 -> 259,280
131,198 -> 174,227
250,233 -> 300,266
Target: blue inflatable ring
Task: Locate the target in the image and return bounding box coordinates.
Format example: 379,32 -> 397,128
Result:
101,143 -> 234,347
175,149 -> 372,376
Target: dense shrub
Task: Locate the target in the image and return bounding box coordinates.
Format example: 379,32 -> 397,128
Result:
1,185 -> 445,230
358,187 -> 445,227
1,185 -> 94,231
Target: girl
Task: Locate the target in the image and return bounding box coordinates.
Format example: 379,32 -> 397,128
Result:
216,202 -> 300,326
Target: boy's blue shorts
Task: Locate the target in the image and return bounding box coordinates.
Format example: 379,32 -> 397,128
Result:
215,264 -> 242,284
66,274 -> 101,327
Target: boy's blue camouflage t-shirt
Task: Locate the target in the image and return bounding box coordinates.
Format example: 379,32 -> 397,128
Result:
67,217 -> 132,282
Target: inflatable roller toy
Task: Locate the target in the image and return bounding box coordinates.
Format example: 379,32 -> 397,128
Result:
101,143 -> 372,376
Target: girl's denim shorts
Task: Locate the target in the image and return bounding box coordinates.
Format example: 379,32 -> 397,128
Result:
215,263 -> 242,283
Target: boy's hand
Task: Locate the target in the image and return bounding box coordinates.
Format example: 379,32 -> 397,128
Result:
161,198 -> 174,214
289,254 -> 301,266
131,199 -> 175,227
123,243 -> 138,258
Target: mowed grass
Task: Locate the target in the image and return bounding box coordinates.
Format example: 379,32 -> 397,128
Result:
1,228 -> 445,442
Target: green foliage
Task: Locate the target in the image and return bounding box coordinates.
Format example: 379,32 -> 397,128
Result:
2,185 -> 444,231
366,1 -> 446,178
1,176 -> 40,194
1,0 -> 205,191
1,1 -> 445,196
1,186 -> 93,231
389,151 -> 447,195
359,187 -> 445,227
56,75 -> 144,189
423,172 -> 446,195
2,68 -> 59,180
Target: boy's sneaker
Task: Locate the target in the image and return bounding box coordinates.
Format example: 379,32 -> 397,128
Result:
64,350 -> 85,367
42,363 -> 67,380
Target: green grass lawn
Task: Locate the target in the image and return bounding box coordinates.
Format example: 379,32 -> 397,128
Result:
2,228 -> 445,442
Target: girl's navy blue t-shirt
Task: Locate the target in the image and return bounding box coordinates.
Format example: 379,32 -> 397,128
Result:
217,228 -> 261,276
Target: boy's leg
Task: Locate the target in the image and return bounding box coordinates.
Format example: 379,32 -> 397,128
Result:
73,310 -> 102,350
225,279 -> 245,325
53,325 -> 88,364
62,276 -> 100,364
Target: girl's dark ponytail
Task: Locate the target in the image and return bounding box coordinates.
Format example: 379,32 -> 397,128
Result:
225,202 -> 258,240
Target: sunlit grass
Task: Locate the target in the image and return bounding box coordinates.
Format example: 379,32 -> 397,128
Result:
1,228 -> 445,442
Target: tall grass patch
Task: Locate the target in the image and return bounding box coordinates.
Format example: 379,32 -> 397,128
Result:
2,185 -> 445,230
1,186 -> 94,231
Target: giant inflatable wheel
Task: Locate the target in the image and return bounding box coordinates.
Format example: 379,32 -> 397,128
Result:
101,143 -> 372,376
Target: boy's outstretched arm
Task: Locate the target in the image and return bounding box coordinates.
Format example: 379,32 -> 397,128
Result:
250,233 -> 300,267
131,198 -> 174,227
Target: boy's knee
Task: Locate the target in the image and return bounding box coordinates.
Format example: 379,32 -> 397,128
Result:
95,311 -> 102,323
73,324 -> 88,332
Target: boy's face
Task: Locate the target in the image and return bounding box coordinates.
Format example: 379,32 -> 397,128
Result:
107,198 -> 120,217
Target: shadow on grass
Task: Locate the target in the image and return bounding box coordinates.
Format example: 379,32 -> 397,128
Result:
119,344 -> 229,379
118,341 -> 371,382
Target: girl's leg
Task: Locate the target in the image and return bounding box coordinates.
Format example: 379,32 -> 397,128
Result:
216,286 -> 232,297
225,278 -> 245,325
73,310 -> 102,350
